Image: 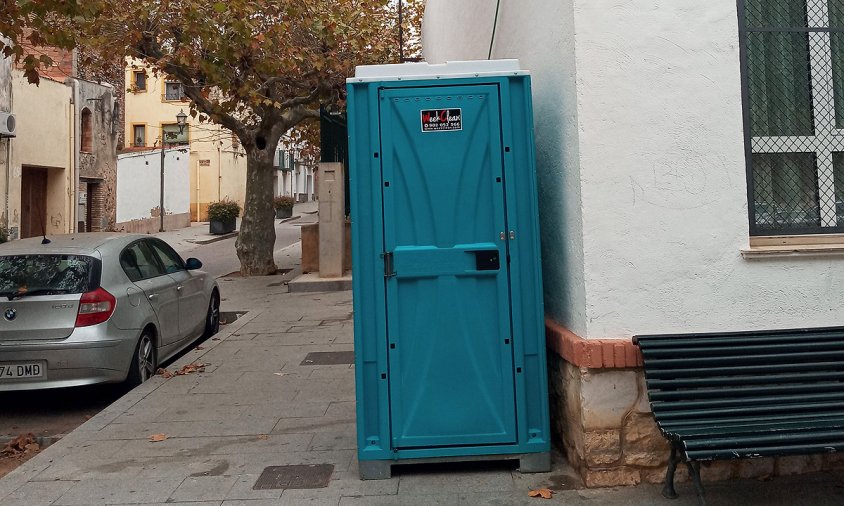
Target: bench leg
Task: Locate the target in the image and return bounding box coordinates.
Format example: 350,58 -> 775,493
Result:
685,461 -> 706,506
662,443 -> 679,499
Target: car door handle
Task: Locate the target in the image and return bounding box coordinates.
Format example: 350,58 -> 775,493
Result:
148,294 -> 158,300
176,285 -> 183,291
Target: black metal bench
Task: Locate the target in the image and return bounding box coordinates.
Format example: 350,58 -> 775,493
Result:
633,327 -> 844,505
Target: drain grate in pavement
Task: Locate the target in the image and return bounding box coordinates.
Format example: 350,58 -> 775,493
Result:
300,351 -> 355,366
253,464 -> 334,490
219,311 -> 247,326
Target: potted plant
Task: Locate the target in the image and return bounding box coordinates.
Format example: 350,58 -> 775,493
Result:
207,199 -> 241,234
274,195 -> 295,219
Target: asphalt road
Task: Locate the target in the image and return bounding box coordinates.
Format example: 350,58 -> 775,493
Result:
0,215 -> 312,473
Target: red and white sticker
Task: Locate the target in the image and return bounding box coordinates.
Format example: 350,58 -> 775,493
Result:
421,109 -> 462,132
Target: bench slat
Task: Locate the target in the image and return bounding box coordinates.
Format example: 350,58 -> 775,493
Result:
642,341 -> 844,358
652,392 -> 844,412
642,350 -> 844,368
649,382 -> 844,401
653,399 -> 844,420
647,371 -> 844,389
643,361 -> 844,379
686,442 -> 844,461
682,428 -> 844,449
633,326 -> 844,344
667,421 -> 844,441
659,411 -> 844,431
637,332 -> 844,349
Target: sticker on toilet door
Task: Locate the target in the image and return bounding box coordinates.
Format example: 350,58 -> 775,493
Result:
421,109 -> 462,132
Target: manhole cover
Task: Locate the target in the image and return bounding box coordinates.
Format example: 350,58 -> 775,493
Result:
219,311 -> 247,325
253,464 -> 334,490
300,351 -> 355,366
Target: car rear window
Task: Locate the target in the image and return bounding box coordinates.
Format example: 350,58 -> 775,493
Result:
0,254 -> 96,297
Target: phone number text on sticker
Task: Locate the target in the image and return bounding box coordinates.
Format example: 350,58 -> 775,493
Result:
421,109 -> 462,132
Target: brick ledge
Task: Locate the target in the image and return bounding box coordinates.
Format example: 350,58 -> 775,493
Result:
545,318 -> 643,369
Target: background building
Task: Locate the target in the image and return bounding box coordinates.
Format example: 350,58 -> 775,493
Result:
4,69 -> 74,239
0,44 -> 118,240
123,61 -> 246,222
71,78 -> 119,232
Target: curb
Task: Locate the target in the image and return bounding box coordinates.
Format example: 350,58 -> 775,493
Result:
0,435 -> 62,448
167,307 -> 263,370
287,273 -> 352,293
189,231 -> 238,245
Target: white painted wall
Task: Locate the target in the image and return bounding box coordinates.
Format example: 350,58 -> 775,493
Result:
293,164 -> 314,201
116,148 -> 189,222
424,0 -> 844,339
424,0 -> 587,335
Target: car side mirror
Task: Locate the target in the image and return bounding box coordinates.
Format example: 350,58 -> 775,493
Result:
185,258 -> 203,270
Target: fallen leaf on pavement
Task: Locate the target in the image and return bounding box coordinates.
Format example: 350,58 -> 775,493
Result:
149,433 -> 168,442
173,363 -> 208,375
157,368 -> 174,379
528,489 -> 553,499
195,346 -> 205,350
1,434 -> 39,457
257,434 -> 269,440
212,337 -> 220,341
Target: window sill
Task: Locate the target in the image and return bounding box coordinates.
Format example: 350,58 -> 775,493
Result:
742,234 -> 844,258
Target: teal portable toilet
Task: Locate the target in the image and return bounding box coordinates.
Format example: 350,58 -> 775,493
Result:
347,60 -> 550,479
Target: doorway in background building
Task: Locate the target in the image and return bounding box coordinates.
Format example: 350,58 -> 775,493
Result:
20,167 -> 48,239
79,179 -> 103,232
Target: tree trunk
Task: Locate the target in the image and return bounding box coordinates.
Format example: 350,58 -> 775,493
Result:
236,146 -> 277,276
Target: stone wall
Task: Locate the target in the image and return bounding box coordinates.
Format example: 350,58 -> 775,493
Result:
115,212 -> 190,234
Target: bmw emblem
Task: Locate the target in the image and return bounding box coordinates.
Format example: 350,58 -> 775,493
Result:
4,308 -> 15,321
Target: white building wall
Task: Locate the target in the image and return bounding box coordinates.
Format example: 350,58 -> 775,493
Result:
293,164 -> 314,201
424,0 -> 844,339
424,0 -> 588,335
116,148 -> 189,222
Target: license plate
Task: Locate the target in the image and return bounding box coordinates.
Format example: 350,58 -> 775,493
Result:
0,363 -> 44,379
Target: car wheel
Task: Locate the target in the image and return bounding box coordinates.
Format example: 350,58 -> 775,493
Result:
203,291 -> 220,338
127,332 -> 156,387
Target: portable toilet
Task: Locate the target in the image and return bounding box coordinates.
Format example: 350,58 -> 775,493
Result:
347,60 -> 550,479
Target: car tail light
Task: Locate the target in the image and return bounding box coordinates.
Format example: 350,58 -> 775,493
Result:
75,287 -> 116,327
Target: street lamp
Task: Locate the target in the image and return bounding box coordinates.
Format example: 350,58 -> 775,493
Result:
159,109 -> 188,232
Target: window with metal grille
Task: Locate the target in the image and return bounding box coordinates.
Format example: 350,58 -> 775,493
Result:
164,81 -> 185,101
133,71 -> 146,91
740,0 -> 844,235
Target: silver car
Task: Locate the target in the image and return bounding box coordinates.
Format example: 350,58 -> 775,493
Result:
0,233 -> 220,391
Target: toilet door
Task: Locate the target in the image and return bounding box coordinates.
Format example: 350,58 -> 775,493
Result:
379,84 -> 517,448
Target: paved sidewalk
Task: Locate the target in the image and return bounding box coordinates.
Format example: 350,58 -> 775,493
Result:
1,226 -> 844,503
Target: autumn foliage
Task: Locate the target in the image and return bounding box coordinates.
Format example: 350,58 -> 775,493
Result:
1,0 -> 423,275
